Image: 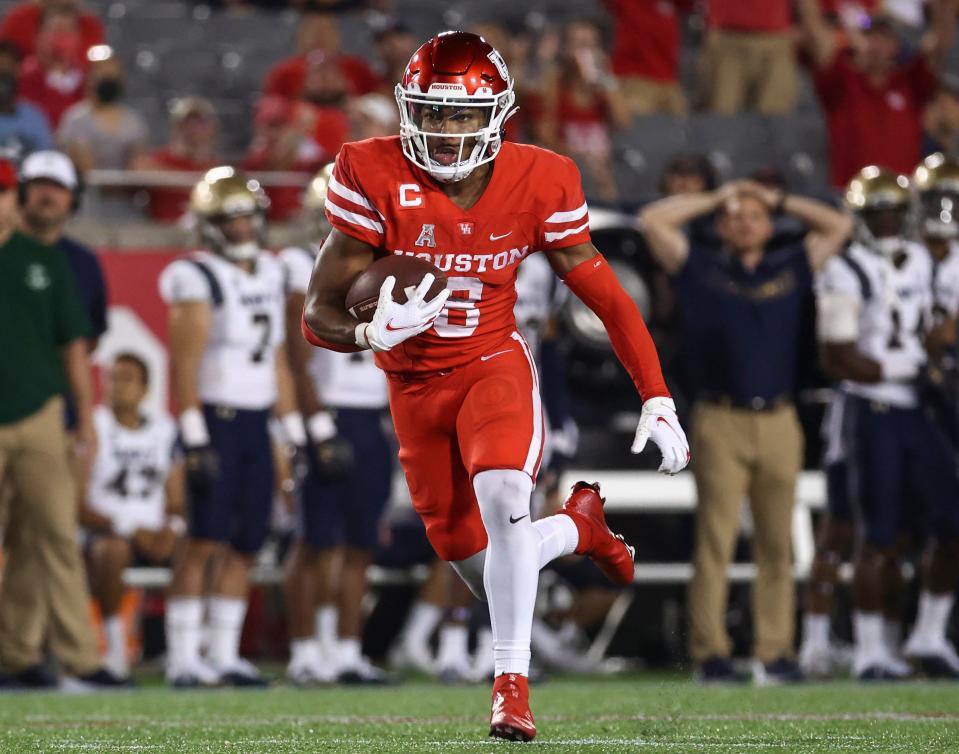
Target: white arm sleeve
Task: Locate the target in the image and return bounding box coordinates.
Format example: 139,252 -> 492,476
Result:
278,247 -> 314,296
816,292 -> 862,343
158,260 -> 213,304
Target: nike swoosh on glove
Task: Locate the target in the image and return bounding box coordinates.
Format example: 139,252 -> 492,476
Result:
363,273 -> 451,352
631,396 -> 690,475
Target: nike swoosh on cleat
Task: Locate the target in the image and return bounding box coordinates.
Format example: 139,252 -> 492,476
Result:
509,514 -> 528,524
481,349 -> 513,361
489,231 -> 512,241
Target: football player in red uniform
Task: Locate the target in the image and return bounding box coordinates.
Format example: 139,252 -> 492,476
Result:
302,31 -> 689,741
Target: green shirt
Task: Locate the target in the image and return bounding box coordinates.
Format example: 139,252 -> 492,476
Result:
0,230 -> 93,423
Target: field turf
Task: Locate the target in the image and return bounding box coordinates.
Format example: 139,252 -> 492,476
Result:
2,675 -> 959,753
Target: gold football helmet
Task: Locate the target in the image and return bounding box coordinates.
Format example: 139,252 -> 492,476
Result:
302,163 -> 333,242
190,166 -> 270,261
844,166 -> 911,255
914,153 -> 959,240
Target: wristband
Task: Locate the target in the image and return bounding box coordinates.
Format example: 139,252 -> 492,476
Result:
307,411 -> 337,443
354,322 -> 371,350
166,515 -> 187,536
179,407 -> 210,447
280,412 -> 308,446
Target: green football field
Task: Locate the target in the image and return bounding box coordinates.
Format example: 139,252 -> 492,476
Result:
3,675 -> 959,753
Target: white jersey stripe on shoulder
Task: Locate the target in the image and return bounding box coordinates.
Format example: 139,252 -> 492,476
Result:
544,221 -> 589,244
326,199 -> 385,234
511,331 -> 544,477
329,174 -> 376,212
546,202 -> 588,224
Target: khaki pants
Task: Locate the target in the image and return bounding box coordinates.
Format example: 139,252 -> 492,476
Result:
688,401 -> 803,663
700,29 -> 798,115
0,397 -> 99,674
620,76 -> 688,116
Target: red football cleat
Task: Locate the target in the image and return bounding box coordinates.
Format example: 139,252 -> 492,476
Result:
562,481 -> 636,586
489,673 -> 536,742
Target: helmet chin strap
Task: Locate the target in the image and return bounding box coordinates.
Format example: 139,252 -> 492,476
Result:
873,236 -> 903,257
223,240 -> 259,261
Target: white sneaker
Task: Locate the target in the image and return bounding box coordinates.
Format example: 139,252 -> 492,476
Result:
853,646 -> 912,681
217,657 -> 268,687
798,641 -> 837,679
435,654 -> 475,684
166,659 -> 221,688
338,655 -> 392,685
903,634 -> 959,678
287,656 -> 335,687
388,640 -> 435,674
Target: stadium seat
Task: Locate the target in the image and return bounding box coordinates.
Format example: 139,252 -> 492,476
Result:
612,115 -> 690,200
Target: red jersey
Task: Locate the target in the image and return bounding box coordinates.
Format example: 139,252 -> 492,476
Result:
707,0 -> 792,32
813,52 -> 937,187
606,0 -> 690,82
145,149 -> 218,223
326,137 -> 591,376
264,53 -> 382,100
0,4 -> 104,58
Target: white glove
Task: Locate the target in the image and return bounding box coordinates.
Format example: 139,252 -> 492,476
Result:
358,274 -> 450,352
631,396 -> 690,475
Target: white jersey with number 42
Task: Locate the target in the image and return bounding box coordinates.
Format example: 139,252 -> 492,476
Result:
87,406 -> 178,534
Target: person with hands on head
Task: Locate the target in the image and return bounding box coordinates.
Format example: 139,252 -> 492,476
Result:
639,178 -> 853,685
301,31 -> 688,741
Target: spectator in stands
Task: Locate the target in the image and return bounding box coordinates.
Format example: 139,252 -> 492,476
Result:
700,0 -> 798,115
58,45 -> 147,174
346,92 -> 397,141
536,18 -> 630,204
639,180 -> 852,684
469,20 -> 540,143
0,0 -> 104,60
0,39 -> 52,161
16,6 -> 86,129
371,20 -> 416,98
923,79 -> 959,157
136,96 -> 220,224
0,156 -> 124,690
263,10 -> 380,101
244,95 -> 326,222
603,0 -> 691,116
299,51 -> 351,157
798,0 -> 959,187
81,353 -> 184,679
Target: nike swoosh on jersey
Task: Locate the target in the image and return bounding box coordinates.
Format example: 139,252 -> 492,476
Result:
509,514 -> 528,524
480,349 -> 514,361
489,231 -> 512,241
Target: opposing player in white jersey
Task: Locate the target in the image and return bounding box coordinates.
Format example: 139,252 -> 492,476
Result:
158,167 -> 297,687
80,353 -> 183,678
280,166 -> 394,685
816,166 -> 959,680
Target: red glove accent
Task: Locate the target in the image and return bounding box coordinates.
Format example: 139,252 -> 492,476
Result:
561,253 -> 670,401
300,313 -> 363,353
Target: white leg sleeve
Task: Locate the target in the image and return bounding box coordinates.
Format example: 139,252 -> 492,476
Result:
473,468 -> 537,677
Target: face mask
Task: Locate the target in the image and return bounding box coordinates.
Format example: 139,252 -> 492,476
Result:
0,72 -> 17,102
95,78 -> 123,104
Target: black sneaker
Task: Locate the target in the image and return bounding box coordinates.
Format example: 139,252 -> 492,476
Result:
754,657 -> 805,685
77,668 -> 134,687
16,664 -> 58,689
694,656 -> 749,684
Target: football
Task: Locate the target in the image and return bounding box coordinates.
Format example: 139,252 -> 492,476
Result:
345,255 -> 448,322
